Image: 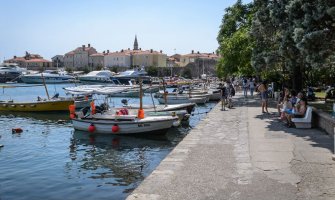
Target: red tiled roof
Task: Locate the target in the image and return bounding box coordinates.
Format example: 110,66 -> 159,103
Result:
90,53 -> 104,57
65,51 -> 75,55
182,53 -> 219,59
106,49 -> 165,56
106,51 -> 131,56
25,59 -> 51,63
8,57 -> 26,61
74,47 -> 95,52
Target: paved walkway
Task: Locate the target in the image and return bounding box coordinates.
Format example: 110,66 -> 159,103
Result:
127,94 -> 335,200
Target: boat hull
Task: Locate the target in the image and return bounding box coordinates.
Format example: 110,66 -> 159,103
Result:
123,103 -> 195,114
157,97 -> 207,104
72,117 -> 176,134
78,77 -> 114,84
0,99 -> 74,112
21,76 -> 74,84
108,91 -> 140,97
113,76 -> 152,85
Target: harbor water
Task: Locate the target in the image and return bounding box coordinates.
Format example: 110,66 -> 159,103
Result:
0,83 -> 216,200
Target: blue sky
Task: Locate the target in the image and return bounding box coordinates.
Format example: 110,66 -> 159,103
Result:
0,0 -> 252,61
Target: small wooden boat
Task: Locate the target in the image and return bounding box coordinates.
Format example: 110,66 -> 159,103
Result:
0,99 -> 74,112
71,77 -> 180,135
111,107 -> 190,122
72,114 -> 179,134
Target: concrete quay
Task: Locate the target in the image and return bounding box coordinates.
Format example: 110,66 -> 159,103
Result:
128,94 -> 335,200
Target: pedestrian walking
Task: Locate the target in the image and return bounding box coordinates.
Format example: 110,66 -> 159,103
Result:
218,83 -> 228,111
249,78 -> 255,96
257,80 -> 269,113
242,78 -> 248,97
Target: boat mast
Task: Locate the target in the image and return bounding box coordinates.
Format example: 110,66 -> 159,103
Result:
202,59 -> 205,75
162,78 -> 167,107
139,77 -> 143,110
41,72 -> 50,100
137,77 -> 145,119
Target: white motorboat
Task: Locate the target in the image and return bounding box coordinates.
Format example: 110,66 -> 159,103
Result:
72,113 -> 179,134
0,63 -> 27,83
121,104 -> 194,121
78,70 -> 116,84
108,88 -> 141,97
113,67 -> 151,84
208,89 -> 221,101
21,70 -> 75,84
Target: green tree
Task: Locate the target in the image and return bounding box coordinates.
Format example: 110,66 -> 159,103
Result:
111,66 -> 118,73
251,0 -> 335,90
182,68 -> 192,79
147,66 -> 158,76
217,0 -> 255,78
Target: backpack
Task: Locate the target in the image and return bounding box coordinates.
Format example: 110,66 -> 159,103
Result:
221,87 -> 228,97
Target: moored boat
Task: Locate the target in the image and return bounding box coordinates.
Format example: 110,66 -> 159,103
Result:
21,70 -> 75,84
77,70 -> 116,84
113,67 -> 151,85
72,114 -> 179,134
0,99 -> 74,112
156,95 -> 207,104
0,63 -> 27,83
123,102 -> 195,114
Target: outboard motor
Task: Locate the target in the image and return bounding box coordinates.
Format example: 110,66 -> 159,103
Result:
52,93 -> 60,99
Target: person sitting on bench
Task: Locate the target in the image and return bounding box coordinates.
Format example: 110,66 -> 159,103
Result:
285,96 -> 307,128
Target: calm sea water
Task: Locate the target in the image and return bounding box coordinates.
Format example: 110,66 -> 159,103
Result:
0,83 -> 216,200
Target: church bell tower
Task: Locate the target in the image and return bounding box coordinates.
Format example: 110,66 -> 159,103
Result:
133,35 -> 139,50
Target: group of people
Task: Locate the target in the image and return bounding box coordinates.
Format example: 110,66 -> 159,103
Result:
241,78 -> 256,97
218,81 -> 235,111
277,88 -> 308,127
218,77 -> 308,128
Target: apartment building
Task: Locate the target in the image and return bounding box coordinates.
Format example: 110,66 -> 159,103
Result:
180,50 -> 220,77
104,36 -> 167,68
104,49 -> 131,68
51,55 -> 64,68
64,44 -> 98,69
89,53 -> 104,69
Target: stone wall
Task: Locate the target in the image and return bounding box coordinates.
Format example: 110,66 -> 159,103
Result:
312,108 -> 335,138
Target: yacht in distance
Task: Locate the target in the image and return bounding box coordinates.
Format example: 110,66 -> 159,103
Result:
113,67 -> 151,84
0,63 -> 27,83
20,70 -> 75,84
77,70 -> 116,84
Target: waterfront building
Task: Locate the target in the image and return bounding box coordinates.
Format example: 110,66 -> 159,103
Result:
104,36 -> 167,69
180,50 -> 220,78
64,44 -> 98,69
104,49 -> 131,68
132,49 -> 167,68
51,55 -> 64,68
166,54 -> 182,77
89,52 -> 105,70
5,52 -> 52,70
167,54 -> 181,68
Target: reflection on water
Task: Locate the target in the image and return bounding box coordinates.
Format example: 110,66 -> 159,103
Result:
63,128 -> 187,198
0,111 -> 70,123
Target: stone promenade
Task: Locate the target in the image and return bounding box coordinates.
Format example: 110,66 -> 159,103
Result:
128,94 -> 335,200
